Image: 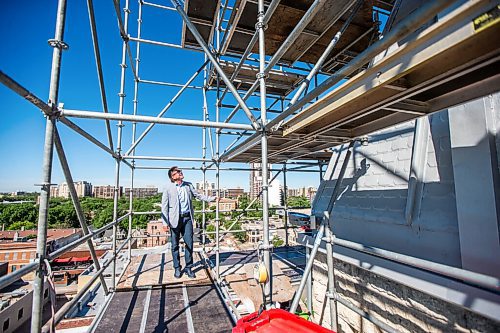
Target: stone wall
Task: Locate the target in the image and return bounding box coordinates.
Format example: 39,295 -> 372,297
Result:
308,252 -> 499,333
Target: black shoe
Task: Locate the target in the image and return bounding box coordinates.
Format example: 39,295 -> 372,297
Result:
185,267 -> 196,279
174,268 -> 182,279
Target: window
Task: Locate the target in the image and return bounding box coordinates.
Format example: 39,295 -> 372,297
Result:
3,319 -> 9,331
11,265 -> 17,272
18,308 -> 23,320
12,252 -> 18,260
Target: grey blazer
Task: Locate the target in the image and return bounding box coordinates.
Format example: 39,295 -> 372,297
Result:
161,181 -> 214,228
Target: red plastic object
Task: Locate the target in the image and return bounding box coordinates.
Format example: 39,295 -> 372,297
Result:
233,309 -> 335,333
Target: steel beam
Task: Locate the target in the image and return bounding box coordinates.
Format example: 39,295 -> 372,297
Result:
0,71 -> 52,115
142,1 -> 176,11
258,0 -> 272,306
59,118 -> 118,159
289,141 -> 353,314
53,128 -> 109,295
224,0 -> 326,124
126,60 -> 210,155
170,0 -> 260,130
139,78 -> 205,90
128,36 -> 184,50
220,0 -> 248,54
267,0 -> 453,131
31,0 -> 67,331
288,0 -> 362,107
87,0 -> 113,151
123,155 -> 212,162
111,0 -> 131,289
111,0 -> 138,81
61,109 -> 255,130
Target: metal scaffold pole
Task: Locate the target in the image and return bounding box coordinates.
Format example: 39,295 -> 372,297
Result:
112,0 -> 131,289
128,0 -> 144,261
290,141 -> 354,315
283,164 -> 289,247
257,0 -> 272,308
202,55 -> 209,252
31,0 -> 67,331
215,2 -> 222,281
305,245 -> 313,313
53,129 -> 109,295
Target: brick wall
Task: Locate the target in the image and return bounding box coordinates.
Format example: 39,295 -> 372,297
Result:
309,252 -> 499,333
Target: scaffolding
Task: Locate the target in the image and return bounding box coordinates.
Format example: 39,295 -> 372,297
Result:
1,0 -> 499,332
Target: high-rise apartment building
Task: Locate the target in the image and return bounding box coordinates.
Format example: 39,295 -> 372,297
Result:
223,187 -> 245,199
287,186 -> 317,202
249,163 -> 272,201
195,181 -> 215,191
50,186 -> 59,198
55,181 -> 92,198
124,187 -> 158,198
93,185 -> 122,199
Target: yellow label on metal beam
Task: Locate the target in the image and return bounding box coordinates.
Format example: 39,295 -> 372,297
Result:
473,5 -> 500,32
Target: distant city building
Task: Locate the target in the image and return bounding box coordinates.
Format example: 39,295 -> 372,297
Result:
0,228 -> 83,275
53,181 -> 92,198
10,191 -> 26,196
75,181 -> 92,197
124,187 -> 158,198
210,198 -> 238,212
196,181 -> 245,200
242,221 -> 278,244
268,179 -> 282,207
131,228 -> 148,248
146,220 -> 168,247
50,185 -> 59,198
249,163 -> 272,201
219,187 -> 245,199
287,186 -> 317,202
195,181 -> 215,191
93,185 -> 122,199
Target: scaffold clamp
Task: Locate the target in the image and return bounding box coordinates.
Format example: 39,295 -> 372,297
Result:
48,39 -> 69,50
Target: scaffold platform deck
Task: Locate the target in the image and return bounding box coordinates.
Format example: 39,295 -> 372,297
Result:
116,251 -> 210,290
94,284 -> 234,332
224,1 -> 500,163
224,130 -> 339,163
93,250 -> 234,332
283,1 -> 500,138
182,0 -> 379,70
208,60 -> 306,96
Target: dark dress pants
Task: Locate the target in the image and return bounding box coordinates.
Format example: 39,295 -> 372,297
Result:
170,214 -> 194,269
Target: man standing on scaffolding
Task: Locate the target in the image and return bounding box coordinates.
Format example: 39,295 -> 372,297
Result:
161,166 -> 217,278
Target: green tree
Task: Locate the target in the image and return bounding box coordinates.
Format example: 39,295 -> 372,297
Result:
287,196 -> 310,208
234,195 -> 263,218
48,199 -> 78,228
272,235 -> 284,247
7,221 -> 37,230
0,203 -> 38,229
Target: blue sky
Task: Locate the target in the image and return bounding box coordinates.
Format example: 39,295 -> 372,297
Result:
0,1 -> 327,193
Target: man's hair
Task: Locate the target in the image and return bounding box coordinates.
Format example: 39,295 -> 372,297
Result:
168,166 -> 179,182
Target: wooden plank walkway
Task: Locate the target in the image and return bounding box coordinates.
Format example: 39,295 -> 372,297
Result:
116,251 -> 209,290
94,251 -> 234,332
94,284 -> 233,333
